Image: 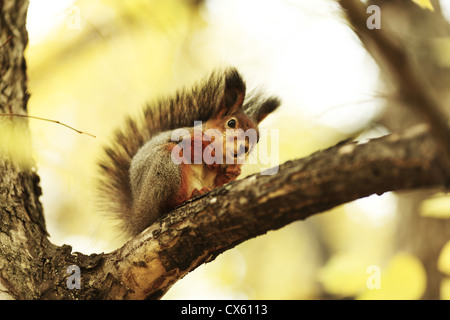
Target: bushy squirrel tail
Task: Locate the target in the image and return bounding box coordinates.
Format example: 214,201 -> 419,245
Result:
96,68 -> 280,231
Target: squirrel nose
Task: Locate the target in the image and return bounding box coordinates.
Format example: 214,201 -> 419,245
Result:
235,143 -> 249,157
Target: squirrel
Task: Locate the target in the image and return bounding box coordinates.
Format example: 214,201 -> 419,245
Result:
97,67 -> 280,237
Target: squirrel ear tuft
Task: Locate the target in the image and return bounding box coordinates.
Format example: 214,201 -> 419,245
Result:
254,97 -> 280,123
220,68 -> 246,115
244,95 -> 280,124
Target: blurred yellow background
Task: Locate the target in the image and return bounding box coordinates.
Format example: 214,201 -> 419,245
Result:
23,0 -> 450,299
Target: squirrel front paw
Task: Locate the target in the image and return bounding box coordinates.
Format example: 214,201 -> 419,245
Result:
215,165 -> 241,186
224,165 -> 241,178
189,187 -> 212,199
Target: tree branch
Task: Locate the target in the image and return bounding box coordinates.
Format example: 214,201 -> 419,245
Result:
338,0 -> 450,171
41,124 -> 449,300
3,0 -> 450,300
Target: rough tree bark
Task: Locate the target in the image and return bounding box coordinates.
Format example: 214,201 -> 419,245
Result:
1,0 -> 449,300
0,0 -> 52,300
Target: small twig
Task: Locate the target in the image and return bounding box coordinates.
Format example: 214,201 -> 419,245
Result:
0,113 -> 96,138
0,35 -> 12,50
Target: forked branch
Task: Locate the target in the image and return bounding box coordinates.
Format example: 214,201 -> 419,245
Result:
44,125 -> 448,299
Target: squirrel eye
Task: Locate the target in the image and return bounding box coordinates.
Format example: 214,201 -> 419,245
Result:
227,119 -> 237,128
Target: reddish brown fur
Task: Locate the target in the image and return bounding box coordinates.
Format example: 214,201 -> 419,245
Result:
97,67 -> 280,237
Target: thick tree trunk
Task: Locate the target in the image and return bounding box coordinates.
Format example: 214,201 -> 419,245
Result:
0,0 -> 51,299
